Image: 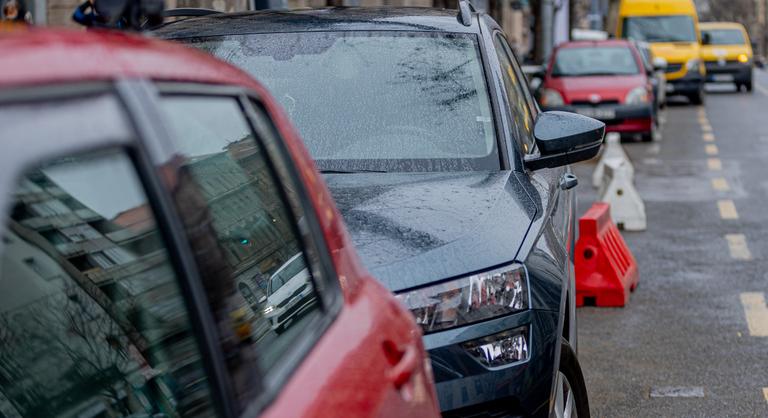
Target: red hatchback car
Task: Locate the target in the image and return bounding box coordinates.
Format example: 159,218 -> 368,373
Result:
539,39 -> 657,141
0,29 -> 440,418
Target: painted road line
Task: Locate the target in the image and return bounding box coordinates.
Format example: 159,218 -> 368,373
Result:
708,158 -> 722,171
718,200 -> 739,220
756,83 -> 768,96
740,292 -> 768,336
702,124 -> 713,133
647,143 -> 661,155
712,178 -> 730,191
702,132 -> 716,142
726,234 -> 752,260
650,387 -> 705,398
763,388 -> 768,404
705,144 -> 719,155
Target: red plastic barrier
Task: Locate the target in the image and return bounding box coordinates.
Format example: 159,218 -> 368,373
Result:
575,202 -> 639,307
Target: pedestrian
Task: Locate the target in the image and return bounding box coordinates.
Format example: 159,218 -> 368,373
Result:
1,0 -> 31,23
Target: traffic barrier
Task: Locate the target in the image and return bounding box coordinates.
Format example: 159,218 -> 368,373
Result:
598,157 -> 646,231
575,202 -> 639,307
592,132 -> 633,188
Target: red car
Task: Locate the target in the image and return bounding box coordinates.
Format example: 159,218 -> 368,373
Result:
0,29 -> 440,418
539,39 -> 658,141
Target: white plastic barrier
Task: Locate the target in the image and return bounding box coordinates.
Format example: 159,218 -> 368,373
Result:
593,132 -> 633,188
598,158 -> 646,231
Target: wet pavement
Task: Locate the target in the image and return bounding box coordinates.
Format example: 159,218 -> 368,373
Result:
573,70 -> 768,417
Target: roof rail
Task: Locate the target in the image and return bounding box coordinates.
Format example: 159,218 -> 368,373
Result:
457,0 -> 474,26
162,8 -> 222,18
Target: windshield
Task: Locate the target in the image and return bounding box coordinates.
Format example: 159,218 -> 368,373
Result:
552,46 -> 640,77
623,15 -> 697,43
269,255 -> 306,295
184,32 -> 498,173
703,29 -> 746,45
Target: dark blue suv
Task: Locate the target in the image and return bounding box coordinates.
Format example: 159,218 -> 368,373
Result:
155,5 -> 603,417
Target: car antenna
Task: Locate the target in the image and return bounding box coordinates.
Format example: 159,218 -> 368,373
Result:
457,0 -> 475,27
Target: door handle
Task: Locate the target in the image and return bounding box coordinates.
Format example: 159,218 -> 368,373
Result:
383,341 -> 420,389
559,173 -> 579,191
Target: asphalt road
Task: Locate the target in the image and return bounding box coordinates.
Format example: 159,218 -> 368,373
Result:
573,70 -> 768,417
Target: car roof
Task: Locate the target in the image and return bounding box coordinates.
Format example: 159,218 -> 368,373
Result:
700,22 -> 747,31
559,39 -> 633,48
152,7 -> 478,39
0,28 -> 263,89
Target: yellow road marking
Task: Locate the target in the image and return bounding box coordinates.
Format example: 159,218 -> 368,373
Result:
708,158 -> 722,171
727,234 -> 752,260
705,144 -> 719,155
702,132 -> 715,142
712,178 -> 730,191
718,200 -> 739,219
763,388 -> 768,403
698,116 -> 708,124
740,292 -> 768,336
702,124 -> 713,132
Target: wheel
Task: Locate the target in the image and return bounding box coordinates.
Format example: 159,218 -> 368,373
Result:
688,88 -> 705,105
745,81 -> 753,92
554,339 -> 590,418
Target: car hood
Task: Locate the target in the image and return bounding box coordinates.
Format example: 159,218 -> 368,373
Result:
547,75 -> 645,102
324,171 -> 537,292
649,42 -> 700,64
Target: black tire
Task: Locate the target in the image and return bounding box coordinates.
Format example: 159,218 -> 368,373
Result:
554,339 -> 590,418
688,88 -> 705,105
745,81 -> 753,92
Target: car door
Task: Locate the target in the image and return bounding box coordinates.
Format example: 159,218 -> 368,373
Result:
0,90 -> 229,418
141,84 -> 440,418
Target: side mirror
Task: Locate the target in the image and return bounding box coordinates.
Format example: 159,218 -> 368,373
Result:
258,295 -> 267,304
702,32 -> 711,45
652,56 -> 668,71
524,111 -> 605,170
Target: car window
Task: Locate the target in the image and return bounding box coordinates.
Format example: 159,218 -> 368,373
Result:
157,94 -> 327,413
622,15 -> 697,43
552,46 -> 640,77
184,32 -> 499,173
493,33 -> 536,155
0,145 -> 219,418
702,29 -> 746,45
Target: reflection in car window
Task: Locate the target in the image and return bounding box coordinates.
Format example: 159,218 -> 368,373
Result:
186,32 -> 498,172
493,34 -> 536,154
623,15 -> 697,43
0,149 -> 217,418
158,95 -> 322,412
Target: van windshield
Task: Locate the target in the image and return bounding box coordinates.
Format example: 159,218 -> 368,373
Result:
702,29 -> 746,45
623,15 -> 697,43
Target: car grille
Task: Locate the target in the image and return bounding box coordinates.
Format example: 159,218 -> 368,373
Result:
665,63 -> 683,73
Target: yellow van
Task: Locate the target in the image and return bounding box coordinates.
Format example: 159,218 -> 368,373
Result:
614,0 -> 706,104
700,22 -> 753,92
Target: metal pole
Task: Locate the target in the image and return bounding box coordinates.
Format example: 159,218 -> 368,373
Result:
541,0 -> 554,62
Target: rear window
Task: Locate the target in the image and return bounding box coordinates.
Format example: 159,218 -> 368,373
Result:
181,32 -> 499,173
552,46 -> 640,77
703,29 -> 746,45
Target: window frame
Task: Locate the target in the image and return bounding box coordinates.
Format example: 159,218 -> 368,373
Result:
150,82 -> 345,416
0,83 -> 235,418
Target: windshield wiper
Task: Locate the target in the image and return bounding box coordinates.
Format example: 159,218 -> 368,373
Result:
319,169 -> 388,174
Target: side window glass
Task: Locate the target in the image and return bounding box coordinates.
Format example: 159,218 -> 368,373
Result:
157,95 -> 324,412
0,150 -> 218,418
493,34 -> 537,155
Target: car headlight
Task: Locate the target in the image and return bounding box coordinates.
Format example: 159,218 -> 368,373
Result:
395,263 -> 529,334
686,58 -> 701,72
540,88 -> 565,107
738,54 -> 749,63
263,305 -> 274,315
625,86 -> 649,105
